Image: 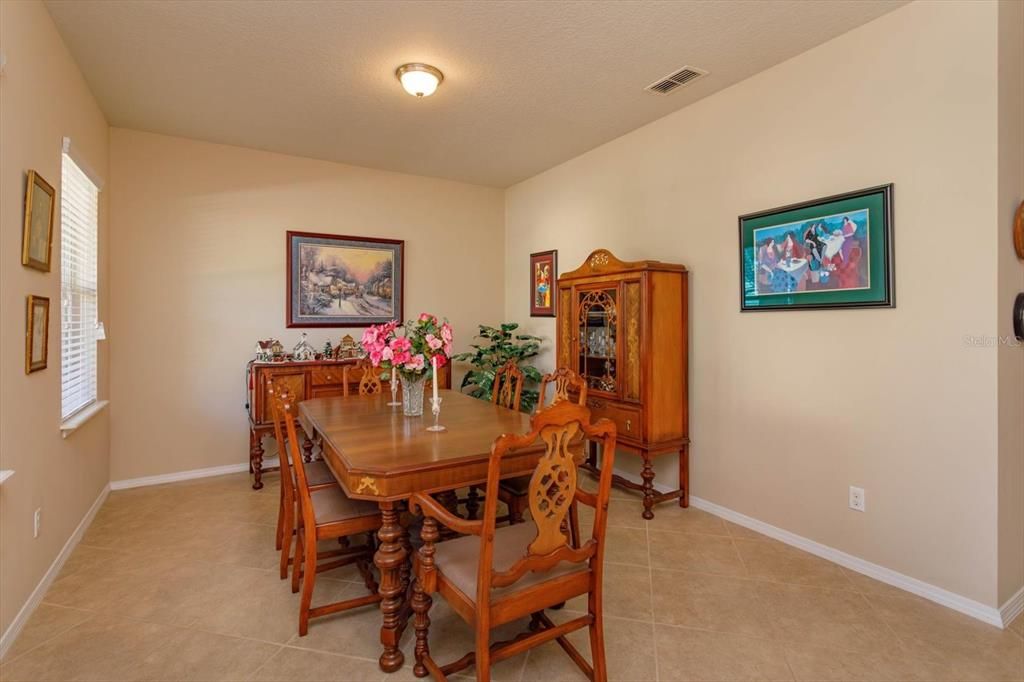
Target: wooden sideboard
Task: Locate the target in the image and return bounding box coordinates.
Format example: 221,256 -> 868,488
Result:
245,358 -> 451,489
556,249 -> 689,518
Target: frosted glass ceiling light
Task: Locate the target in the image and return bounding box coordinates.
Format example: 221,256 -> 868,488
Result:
396,63 -> 443,98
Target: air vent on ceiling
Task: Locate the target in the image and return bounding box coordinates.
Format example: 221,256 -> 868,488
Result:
644,66 -> 708,95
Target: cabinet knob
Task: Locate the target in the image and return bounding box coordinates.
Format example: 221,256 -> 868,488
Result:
626,419 -> 632,432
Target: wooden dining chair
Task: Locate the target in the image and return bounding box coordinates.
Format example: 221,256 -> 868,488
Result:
273,391 -> 384,636
498,368 -> 588,524
408,400 -> 617,682
269,377 -> 341,573
463,361 -> 526,520
343,359 -> 383,396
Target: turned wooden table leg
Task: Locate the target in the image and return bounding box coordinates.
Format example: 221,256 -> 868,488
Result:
302,433 -> 315,463
250,430 -> 264,490
412,516 -> 438,678
465,486 -> 481,520
375,502 -> 407,673
641,453 -> 655,520
679,445 -> 690,508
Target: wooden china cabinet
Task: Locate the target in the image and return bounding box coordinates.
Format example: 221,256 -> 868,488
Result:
556,249 -> 689,518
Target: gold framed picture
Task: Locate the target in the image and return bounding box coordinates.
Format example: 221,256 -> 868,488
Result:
26,295 -> 50,374
22,170 -> 56,272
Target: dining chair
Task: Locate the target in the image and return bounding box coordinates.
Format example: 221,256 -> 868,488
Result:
408,400 -> 617,682
343,359 -> 383,396
463,361 -> 526,520
269,377 -> 342,572
498,368 -> 588,524
273,390 -> 384,636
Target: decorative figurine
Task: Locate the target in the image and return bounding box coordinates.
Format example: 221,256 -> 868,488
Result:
254,338 -> 285,362
339,334 -> 357,358
323,340 -> 334,358
292,333 -> 316,361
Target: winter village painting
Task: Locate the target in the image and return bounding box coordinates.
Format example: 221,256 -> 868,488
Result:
287,231 -> 404,327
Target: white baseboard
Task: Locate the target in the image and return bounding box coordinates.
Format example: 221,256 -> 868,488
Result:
605,465 -> 1014,629
109,462 -> 251,490
688,495 -> 1006,628
0,483 -> 110,660
1000,585 -> 1024,629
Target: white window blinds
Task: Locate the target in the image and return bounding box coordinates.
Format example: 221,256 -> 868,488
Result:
60,153 -> 99,421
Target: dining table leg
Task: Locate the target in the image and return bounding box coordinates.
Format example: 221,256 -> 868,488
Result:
375,501 -> 407,672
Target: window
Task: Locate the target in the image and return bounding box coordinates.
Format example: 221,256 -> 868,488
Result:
60,153 -> 99,421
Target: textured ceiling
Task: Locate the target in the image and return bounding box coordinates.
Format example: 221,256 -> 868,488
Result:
44,0 -> 906,187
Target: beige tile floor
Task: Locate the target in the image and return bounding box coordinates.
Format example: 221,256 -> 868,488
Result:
1,472 -> 1021,682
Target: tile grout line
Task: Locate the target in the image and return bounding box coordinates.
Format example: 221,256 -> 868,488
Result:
729,534 -> 796,682
0,606 -> 99,668
644,514 -> 660,682
242,644 -> 285,681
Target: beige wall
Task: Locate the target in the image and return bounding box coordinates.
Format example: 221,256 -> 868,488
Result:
997,0 -> 1024,606
108,129 -> 505,481
0,0 -> 111,637
505,0 -> 1011,606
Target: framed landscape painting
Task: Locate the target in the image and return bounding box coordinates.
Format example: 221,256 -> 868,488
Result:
530,250 -> 557,317
739,184 -> 894,312
286,231 -> 404,327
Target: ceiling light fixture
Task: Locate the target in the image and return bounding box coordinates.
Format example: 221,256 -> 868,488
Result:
396,63 -> 443,98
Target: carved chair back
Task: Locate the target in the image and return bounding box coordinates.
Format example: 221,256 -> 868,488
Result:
345,359 -> 383,396
268,377 -> 299,508
538,368 -> 588,411
491,360 -> 525,411
278,393 -> 319,544
477,400 -> 616,601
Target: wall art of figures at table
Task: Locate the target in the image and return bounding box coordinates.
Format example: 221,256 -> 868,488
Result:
530,250 -> 557,317
287,231 -> 404,327
739,184 -> 894,311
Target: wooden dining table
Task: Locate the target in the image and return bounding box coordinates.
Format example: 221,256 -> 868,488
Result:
297,389 -> 545,673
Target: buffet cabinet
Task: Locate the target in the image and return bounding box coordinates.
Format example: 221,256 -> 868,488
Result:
245,358 -> 450,489
556,249 -> 689,517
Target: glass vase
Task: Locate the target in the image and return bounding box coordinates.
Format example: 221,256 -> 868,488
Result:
399,373 -> 427,417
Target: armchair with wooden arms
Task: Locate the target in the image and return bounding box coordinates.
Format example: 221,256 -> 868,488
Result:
408,400 -> 617,682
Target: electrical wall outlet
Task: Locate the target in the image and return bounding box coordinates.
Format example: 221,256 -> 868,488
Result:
849,486 -> 865,512
33,508 -> 42,538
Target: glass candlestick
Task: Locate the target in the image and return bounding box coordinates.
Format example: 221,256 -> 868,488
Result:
387,372 -> 401,406
426,396 -> 446,432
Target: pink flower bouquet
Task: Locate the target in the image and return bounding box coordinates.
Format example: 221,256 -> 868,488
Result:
360,314 -> 453,381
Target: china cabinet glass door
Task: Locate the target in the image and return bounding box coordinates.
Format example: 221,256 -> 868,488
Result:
577,287 -> 618,393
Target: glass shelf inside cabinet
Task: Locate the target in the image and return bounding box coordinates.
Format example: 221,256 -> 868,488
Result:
577,288 -> 617,392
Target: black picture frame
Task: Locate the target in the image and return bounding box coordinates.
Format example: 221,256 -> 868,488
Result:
738,184 -> 895,312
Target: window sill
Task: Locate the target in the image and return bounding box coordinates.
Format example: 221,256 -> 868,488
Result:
60,400 -> 109,439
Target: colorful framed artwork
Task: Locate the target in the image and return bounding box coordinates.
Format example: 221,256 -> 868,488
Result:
739,184 -> 894,312
286,231 -> 404,328
530,250 -> 557,317
22,170 -> 56,272
26,295 -> 50,374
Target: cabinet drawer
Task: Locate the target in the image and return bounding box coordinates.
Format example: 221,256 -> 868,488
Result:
311,366 -> 345,386
586,399 -> 643,440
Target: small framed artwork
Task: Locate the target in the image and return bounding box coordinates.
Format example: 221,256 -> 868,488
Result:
739,184 -> 895,312
286,231 -> 404,327
22,170 -> 56,272
25,295 -> 50,374
530,250 -> 557,317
